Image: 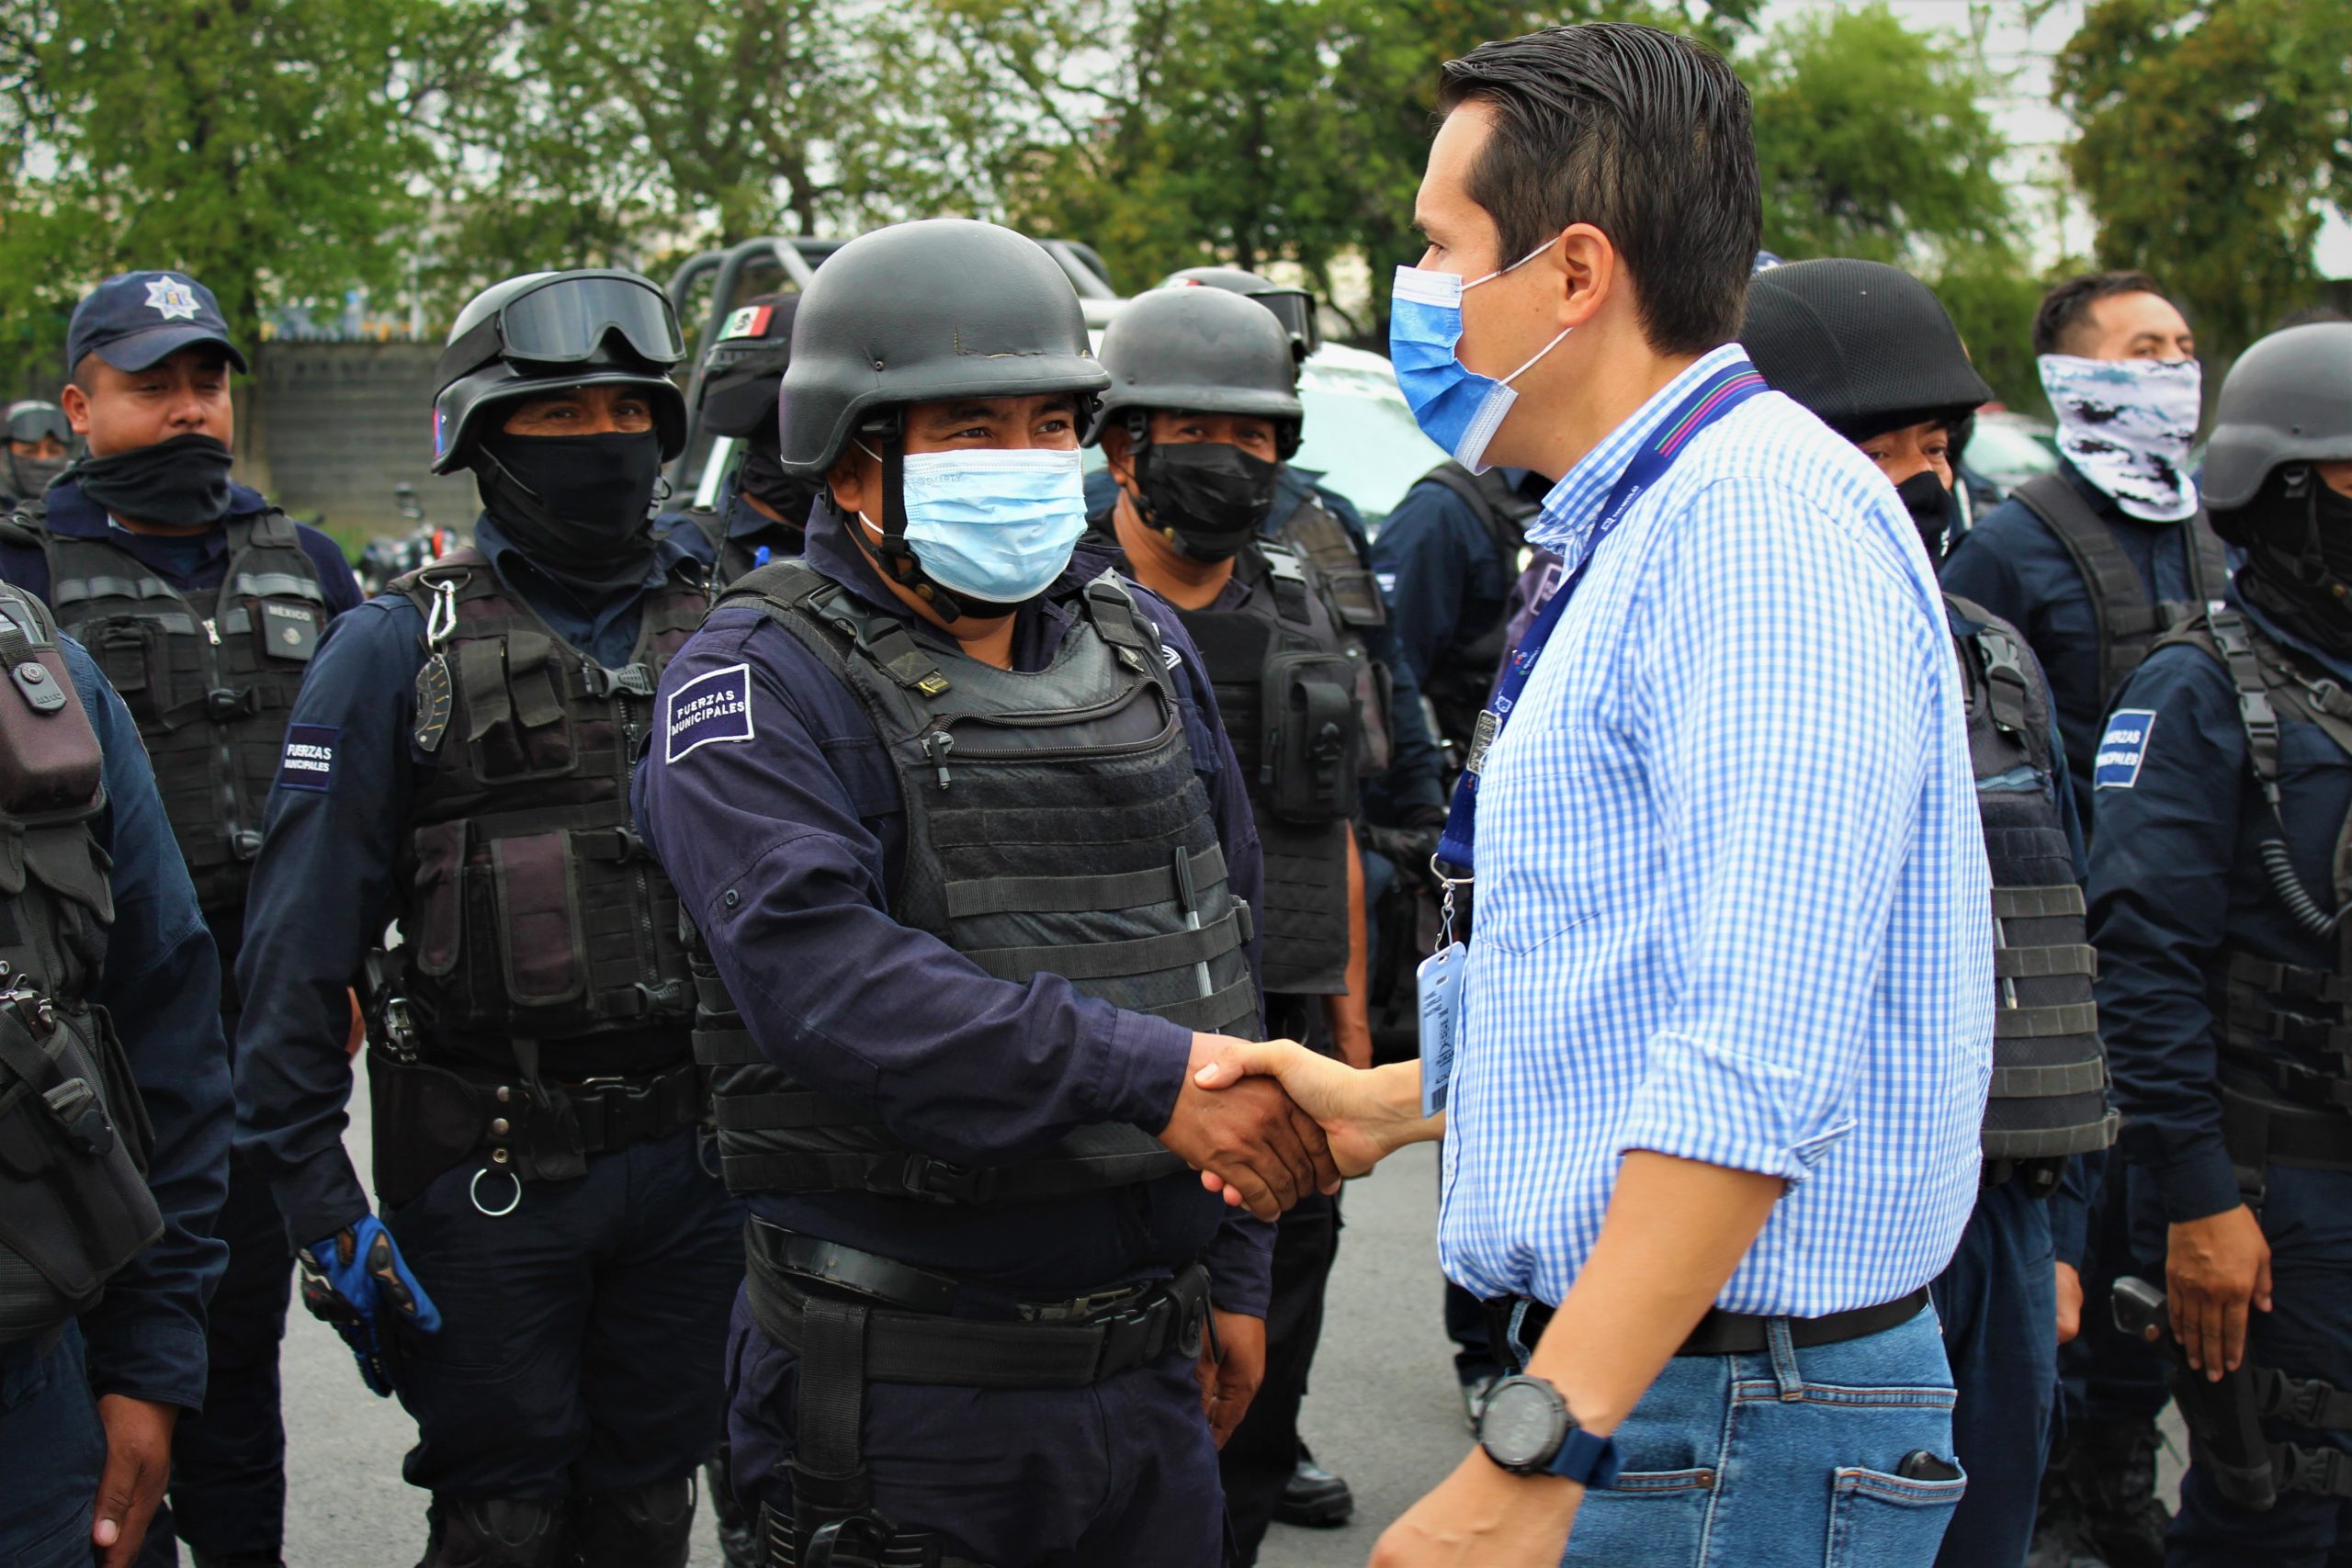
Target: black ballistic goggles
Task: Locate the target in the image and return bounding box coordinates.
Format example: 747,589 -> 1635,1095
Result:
437,273 -> 685,386
6,403 -> 70,445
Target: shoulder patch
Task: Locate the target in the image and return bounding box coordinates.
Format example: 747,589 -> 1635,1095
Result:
665,661 -> 756,761
2095,709 -> 2156,790
277,723 -> 339,793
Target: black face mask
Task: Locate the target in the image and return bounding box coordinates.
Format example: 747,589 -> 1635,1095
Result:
74,433 -> 234,529
2313,482 -> 2352,582
2234,475 -> 2352,659
736,443 -> 817,531
1132,441 -> 1282,562
1894,468 -> 1954,560
475,430 -> 663,594
4,452 -> 67,502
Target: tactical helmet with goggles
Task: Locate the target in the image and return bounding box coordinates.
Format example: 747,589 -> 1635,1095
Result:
1159,266 -> 1321,364
1093,287 -> 1305,461
431,269 -> 687,474
2200,322 -> 2352,655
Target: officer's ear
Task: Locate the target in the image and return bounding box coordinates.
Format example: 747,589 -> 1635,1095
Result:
1102,423 -> 1136,490
826,446 -> 872,523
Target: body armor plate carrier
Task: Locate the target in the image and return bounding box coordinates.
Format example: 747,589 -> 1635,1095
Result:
0,581 -> 163,1345
1950,594 -> 2118,1169
379,547 -> 702,1062
1412,463 -> 1541,757
1174,541 -> 1362,995
12,502 -> 328,919
695,558 -> 1260,1205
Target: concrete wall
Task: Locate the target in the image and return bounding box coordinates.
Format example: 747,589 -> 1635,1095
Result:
252,342 -> 480,539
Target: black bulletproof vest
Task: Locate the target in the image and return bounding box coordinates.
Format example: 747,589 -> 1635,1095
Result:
381,548 -> 701,1066
694,559 -> 1259,1205
2012,473 -> 2228,716
0,582 -> 163,1344
25,505 -> 327,918
1173,543 -> 1358,995
1950,595 -> 2118,1163
2157,611 -> 2352,1107
1412,463 -> 1541,754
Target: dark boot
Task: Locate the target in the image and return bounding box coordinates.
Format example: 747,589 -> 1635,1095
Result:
418,1496 -> 571,1568
1272,1444 -> 1353,1529
707,1447 -> 759,1568
2033,1418 -> 2171,1568
574,1478 -> 695,1568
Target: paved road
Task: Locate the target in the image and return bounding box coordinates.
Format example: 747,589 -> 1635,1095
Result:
268,1084 -> 2177,1565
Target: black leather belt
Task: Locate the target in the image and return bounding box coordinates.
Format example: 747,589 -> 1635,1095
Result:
746,1222 -> 1154,1323
1485,1286 -> 1931,1368
742,1227 -> 1207,1390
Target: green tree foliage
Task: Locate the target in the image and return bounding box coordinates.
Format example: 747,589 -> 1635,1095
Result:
2053,0 -> 2352,359
1740,5 -> 2016,264
0,0 -> 449,372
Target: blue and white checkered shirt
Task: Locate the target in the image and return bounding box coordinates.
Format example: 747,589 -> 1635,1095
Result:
1438,345 -> 1992,1317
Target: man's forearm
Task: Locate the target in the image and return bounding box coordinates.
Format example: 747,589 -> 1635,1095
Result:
1521,1152 -> 1783,1433
1325,825 -> 1374,1068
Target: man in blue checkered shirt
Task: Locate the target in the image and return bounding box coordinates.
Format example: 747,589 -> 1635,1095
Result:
1192,23 -> 1994,1568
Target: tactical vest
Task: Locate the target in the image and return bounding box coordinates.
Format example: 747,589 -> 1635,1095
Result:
1949,594 -> 2118,1168
1173,543 -> 1359,995
2011,472 -> 2228,716
380,547 -> 702,1065
1412,463 -> 1541,752
694,559 -> 1259,1204
2157,610 -> 2352,1115
14,503 -> 328,919
0,582 -> 164,1344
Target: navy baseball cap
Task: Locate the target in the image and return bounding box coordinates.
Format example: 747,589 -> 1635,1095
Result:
66,271 -> 248,378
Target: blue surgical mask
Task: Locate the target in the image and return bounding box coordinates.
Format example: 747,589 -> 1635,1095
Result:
1390,239 -> 1571,474
885,447 -> 1089,606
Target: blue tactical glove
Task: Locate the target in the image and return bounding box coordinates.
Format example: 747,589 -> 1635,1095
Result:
297,1213 -> 442,1397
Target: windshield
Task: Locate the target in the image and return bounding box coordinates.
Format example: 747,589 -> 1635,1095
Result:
1293,357 -> 1448,529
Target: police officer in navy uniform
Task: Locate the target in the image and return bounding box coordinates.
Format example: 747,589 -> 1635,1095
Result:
1085,282 -> 1375,1553
634,219 -> 1336,1568
232,268 -> 737,1567
2086,321 -> 2352,1565
680,293 -> 818,587
4,399 -> 73,507
1741,257 -> 2117,1568
0,271 -> 362,1568
0,581 -> 232,1568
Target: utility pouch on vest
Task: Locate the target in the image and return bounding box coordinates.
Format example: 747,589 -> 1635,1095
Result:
0,999 -> 162,1343
462,632 -> 575,782
0,604 -> 103,814
365,1049 -> 486,1210
1261,650 -> 1359,823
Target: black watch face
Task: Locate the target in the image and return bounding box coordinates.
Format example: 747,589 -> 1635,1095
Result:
1480,1377 -> 1564,1469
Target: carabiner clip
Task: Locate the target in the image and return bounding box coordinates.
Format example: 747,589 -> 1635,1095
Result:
424,577 -> 460,650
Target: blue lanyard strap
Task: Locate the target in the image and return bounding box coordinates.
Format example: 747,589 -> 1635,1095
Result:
1435,359 -> 1769,874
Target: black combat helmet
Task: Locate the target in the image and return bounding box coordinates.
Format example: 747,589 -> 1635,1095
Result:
1738,258 -> 1991,443
430,269 -> 688,475
1159,265 -> 1321,363
2201,322 -> 2352,655
695,293 -> 798,441
776,220 -> 1108,479
1092,287 -> 1305,459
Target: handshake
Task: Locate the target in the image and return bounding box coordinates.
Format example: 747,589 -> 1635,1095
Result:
1154,1032 -> 1444,1221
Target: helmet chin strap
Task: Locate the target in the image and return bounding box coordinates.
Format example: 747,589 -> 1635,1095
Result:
848,423 -> 971,623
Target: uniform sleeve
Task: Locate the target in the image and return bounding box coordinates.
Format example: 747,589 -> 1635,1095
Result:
295,524 -> 368,616
0,536 -> 54,606
2086,650 -> 2245,1224
233,600 -> 422,1244
634,617 -> 1203,1168
67,637 -> 232,1410
1369,483 -> 1473,685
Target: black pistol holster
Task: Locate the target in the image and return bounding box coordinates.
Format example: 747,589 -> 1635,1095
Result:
2113,1274 -> 2352,1510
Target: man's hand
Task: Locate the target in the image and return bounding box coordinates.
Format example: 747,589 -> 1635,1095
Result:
2166,1204 -> 2272,1379
1371,1446 -> 1581,1567
91,1394 -> 176,1567
1192,1041 -> 1437,1178
1195,1309 -> 1266,1449
1158,1034 -> 1340,1221
2054,1261 -> 2083,1346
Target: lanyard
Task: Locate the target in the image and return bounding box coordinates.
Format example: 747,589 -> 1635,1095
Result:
1435,359 -> 1769,874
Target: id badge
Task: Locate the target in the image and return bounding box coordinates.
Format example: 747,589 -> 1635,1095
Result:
1419,940 -> 1465,1118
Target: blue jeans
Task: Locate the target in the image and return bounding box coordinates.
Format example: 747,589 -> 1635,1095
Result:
1563,1303 -> 1964,1567
1930,1179 -> 2058,1568
0,1325 -> 107,1568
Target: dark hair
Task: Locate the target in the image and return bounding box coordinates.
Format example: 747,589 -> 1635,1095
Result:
1436,24 -> 1760,356
2031,271 -> 2173,356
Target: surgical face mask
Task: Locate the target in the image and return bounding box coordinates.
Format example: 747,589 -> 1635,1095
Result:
476,429 -> 663,592
1894,468 -> 1954,560
2037,354 -> 2202,523
890,447 -> 1088,607
1390,239 -> 1572,474
4,451 -> 67,501
74,433 -> 234,530
1132,440 -> 1281,561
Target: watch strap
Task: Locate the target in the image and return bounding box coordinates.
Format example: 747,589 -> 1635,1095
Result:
1547,1425 -> 1622,1487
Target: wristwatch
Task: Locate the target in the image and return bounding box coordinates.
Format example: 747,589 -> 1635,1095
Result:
1476,1375 -> 1622,1487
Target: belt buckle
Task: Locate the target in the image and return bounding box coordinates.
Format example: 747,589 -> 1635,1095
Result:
1091,1295 -> 1160,1378
900,1155 -> 984,1205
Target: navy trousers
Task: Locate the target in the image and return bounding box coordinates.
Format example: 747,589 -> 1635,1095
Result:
0,1326 -> 107,1568
1929,1178 -> 2058,1568
381,1128 -> 740,1500
1220,1192 -> 1338,1562
2132,1162 -> 2352,1566
725,1292 -> 1226,1568
2062,1159 -> 2172,1429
